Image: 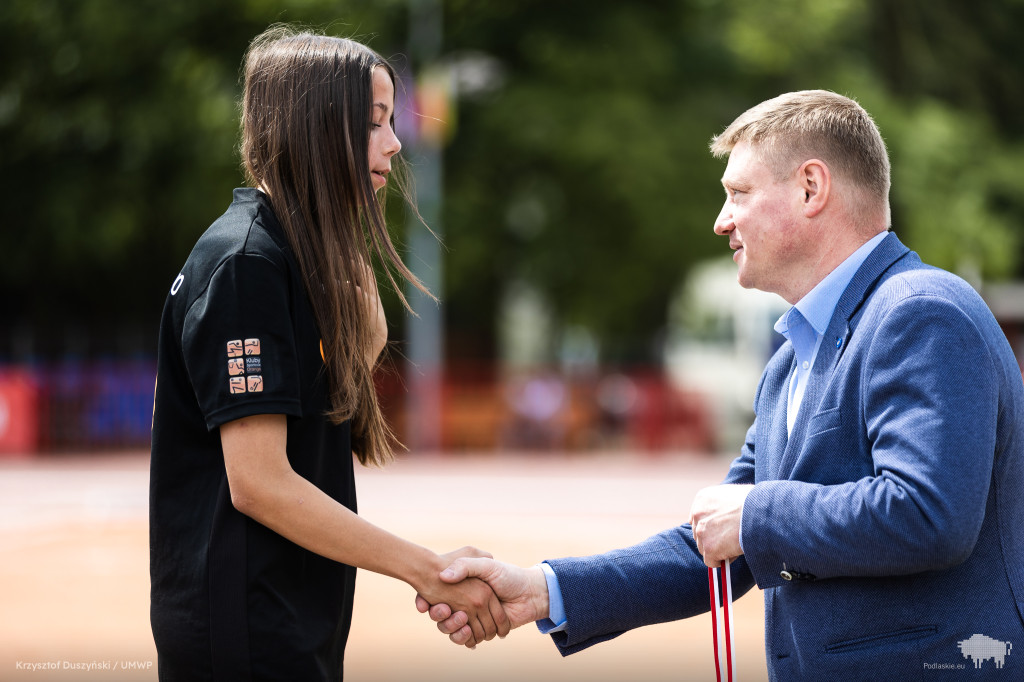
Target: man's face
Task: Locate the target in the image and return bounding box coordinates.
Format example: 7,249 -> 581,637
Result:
713,142 -> 808,303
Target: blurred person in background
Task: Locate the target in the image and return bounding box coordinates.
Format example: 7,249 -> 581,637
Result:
419,90 -> 1024,679
149,26 -> 507,681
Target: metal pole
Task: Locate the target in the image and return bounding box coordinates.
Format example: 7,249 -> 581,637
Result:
405,0 -> 444,452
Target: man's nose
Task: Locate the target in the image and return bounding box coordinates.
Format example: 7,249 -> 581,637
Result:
714,206 -> 734,235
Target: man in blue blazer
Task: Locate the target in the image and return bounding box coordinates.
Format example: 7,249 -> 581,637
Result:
422,91 -> 1024,679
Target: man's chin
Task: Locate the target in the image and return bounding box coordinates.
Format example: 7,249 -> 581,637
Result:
735,270 -> 756,290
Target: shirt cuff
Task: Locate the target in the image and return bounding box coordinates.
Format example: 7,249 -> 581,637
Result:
534,562 -> 567,634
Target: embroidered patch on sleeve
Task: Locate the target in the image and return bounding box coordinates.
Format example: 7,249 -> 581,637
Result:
226,338 -> 264,394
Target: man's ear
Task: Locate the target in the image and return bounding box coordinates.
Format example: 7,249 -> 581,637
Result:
798,159 -> 830,218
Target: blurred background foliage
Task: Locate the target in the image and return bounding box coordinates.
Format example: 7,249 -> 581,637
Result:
2,0 -> 1023,365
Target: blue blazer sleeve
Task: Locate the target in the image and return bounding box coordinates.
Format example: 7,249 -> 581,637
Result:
546,451 -> 757,655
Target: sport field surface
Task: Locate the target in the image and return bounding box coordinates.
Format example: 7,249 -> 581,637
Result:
0,451 -> 767,681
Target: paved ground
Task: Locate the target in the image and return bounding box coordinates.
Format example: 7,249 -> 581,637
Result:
0,450 -> 768,681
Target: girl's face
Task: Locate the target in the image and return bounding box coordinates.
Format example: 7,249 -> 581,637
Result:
368,67 -> 401,191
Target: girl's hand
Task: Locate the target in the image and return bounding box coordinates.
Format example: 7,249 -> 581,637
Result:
411,547 -> 510,647
350,260 -> 387,368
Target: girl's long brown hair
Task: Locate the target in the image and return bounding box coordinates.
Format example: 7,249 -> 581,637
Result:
240,25 -> 429,466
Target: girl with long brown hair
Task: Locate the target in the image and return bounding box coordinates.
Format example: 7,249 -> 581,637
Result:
149,26 -> 507,680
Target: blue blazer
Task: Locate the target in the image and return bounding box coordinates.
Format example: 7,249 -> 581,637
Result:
547,233 -> 1024,680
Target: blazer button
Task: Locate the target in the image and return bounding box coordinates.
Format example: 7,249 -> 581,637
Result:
780,570 -> 793,581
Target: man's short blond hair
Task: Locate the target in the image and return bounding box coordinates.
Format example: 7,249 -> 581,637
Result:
711,90 -> 890,211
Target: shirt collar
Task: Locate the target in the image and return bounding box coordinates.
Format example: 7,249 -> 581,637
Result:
775,231 -> 888,337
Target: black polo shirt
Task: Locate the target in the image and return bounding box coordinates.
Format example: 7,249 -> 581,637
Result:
150,188 -> 357,681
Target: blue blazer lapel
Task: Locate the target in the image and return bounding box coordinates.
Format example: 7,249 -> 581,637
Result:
768,365 -> 792,480
775,232 -> 911,479
754,343 -> 796,481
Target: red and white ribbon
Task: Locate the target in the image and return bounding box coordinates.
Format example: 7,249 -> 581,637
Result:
708,559 -> 736,682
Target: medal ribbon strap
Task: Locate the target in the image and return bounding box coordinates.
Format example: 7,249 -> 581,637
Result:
708,559 -> 735,682
724,559 -> 736,680
707,567 -> 722,682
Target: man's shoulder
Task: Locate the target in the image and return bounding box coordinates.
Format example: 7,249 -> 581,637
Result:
852,262 -> 1004,357
870,261 -> 984,313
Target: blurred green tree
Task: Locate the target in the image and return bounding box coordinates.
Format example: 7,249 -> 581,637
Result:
437,0 -> 1024,364
0,0 -> 402,355
1,0 -> 1021,365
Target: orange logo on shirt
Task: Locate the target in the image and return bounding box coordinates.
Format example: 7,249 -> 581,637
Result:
226,340 -> 243,357
229,377 -> 246,394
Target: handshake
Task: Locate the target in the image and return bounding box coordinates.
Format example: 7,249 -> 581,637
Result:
412,548 -> 546,649
411,483 -> 751,649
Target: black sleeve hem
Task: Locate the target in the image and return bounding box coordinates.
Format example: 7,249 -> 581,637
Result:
204,400 -> 304,431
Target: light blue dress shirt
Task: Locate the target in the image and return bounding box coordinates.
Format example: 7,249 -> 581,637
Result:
537,232 -> 888,633
773,231 -> 888,434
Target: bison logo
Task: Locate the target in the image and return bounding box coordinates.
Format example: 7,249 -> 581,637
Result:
958,634 -> 1012,669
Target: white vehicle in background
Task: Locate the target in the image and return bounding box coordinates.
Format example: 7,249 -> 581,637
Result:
664,257 -> 790,451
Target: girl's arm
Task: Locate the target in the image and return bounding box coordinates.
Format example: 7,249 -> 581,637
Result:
221,413 -> 510,643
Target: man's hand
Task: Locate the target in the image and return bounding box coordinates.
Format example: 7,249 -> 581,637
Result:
689,484 -> 753,567
415,558 -> 548,647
